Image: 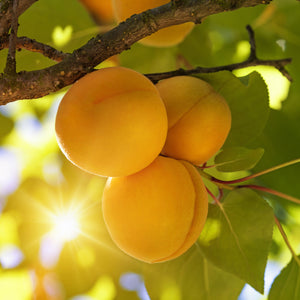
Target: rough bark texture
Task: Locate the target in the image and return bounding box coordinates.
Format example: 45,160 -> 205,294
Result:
0,0 -> 38,36
0,0 -> 272,105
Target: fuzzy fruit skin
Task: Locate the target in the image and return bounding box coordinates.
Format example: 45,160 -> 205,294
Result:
156,76 -> 232,165
80,0 -> 114,23
102,156 -> 208,263
112,0 -> 194,47
55,67 -> 168,177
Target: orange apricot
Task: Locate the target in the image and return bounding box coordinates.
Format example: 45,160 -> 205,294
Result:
156,76 -> 232,165
102,156 -> 208,263
80,0 -> 114,24
112,0 -> 194,47
55,67 -> 168,177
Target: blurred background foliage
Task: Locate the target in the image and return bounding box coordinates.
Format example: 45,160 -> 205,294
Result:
0,0 -> 299,299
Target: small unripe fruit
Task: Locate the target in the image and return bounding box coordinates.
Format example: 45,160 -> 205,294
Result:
55,67 -> 168,177
102,156 -> 208,263
112,0 -> 194,47
156,76 -> 232,165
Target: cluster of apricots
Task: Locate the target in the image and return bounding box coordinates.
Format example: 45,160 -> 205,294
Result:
80,0 -> 194,47
55,66 -> 232,263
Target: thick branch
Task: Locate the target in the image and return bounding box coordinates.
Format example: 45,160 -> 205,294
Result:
0,0 -> 272,105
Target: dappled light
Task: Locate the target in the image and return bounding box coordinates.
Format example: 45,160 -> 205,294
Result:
120,272 -> 150,300
0,148 -> 20,197
52,26 -> 74,48
0,270 -> 33,300
0,245 -> 24,269
235,66 -> 291,110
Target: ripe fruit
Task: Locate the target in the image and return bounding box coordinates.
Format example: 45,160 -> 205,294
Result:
102,156 -> 208,263
112,0 -> 194,47
55,67 -> 168,177
156,76 -> 232,165
80,0 -> 114,24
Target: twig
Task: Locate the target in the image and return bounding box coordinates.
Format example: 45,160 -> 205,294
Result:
274,216 -> 300,266
0,0 -> 38,36
146,57 -> 291,82
246,24 -> 257,61
0,36 -> 69,62
4,0 -> 19,75
146,25 -> 292,83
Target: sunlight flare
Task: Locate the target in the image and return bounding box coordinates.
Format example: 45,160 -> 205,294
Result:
50,209 -> 81,242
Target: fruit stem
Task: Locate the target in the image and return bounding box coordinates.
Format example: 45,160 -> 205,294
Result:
206,186 -> 219,204
217,187 -> 224,201
238,184 -> 300,205
199,162 -> 216,169
198,170 -> 234,191
274,216 -> 300,266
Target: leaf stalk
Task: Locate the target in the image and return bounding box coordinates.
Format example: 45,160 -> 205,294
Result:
274,216 -> 300,267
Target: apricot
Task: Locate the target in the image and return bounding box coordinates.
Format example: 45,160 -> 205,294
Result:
80,0 -> 114,24
102,156 -> 208,263
55,67 -> 168,177
112,0 -> 194,47
156,76 -> 232,165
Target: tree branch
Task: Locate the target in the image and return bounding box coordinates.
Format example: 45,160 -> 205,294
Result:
145,57 -> 292,83
4,0 -> 19,75
0,0 -> 38,36
146,25 -> 292,83
0,0 -> 272,105
0,36 -> 70,62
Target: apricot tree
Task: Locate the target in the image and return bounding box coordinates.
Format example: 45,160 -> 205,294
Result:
0,0 -> 299,300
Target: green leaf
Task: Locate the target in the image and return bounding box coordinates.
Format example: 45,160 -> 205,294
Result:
18,0 -> 95,49
197,71 -> 270,147
198,188 -> 274,293
143,245 -> 244,300
251,109 -> 300,201
0,0 -> 95,72
178,26 -> 213,67
268,256 -> 300,300
215,147 -> 264,172
120,43 -> 177,74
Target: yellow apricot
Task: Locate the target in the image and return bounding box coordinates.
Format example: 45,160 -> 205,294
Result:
55,67 -> 168,177
112,0 -> 194,47
80,0 -> 114,24
156,76 -> 232,165
102,156 -> 208,263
